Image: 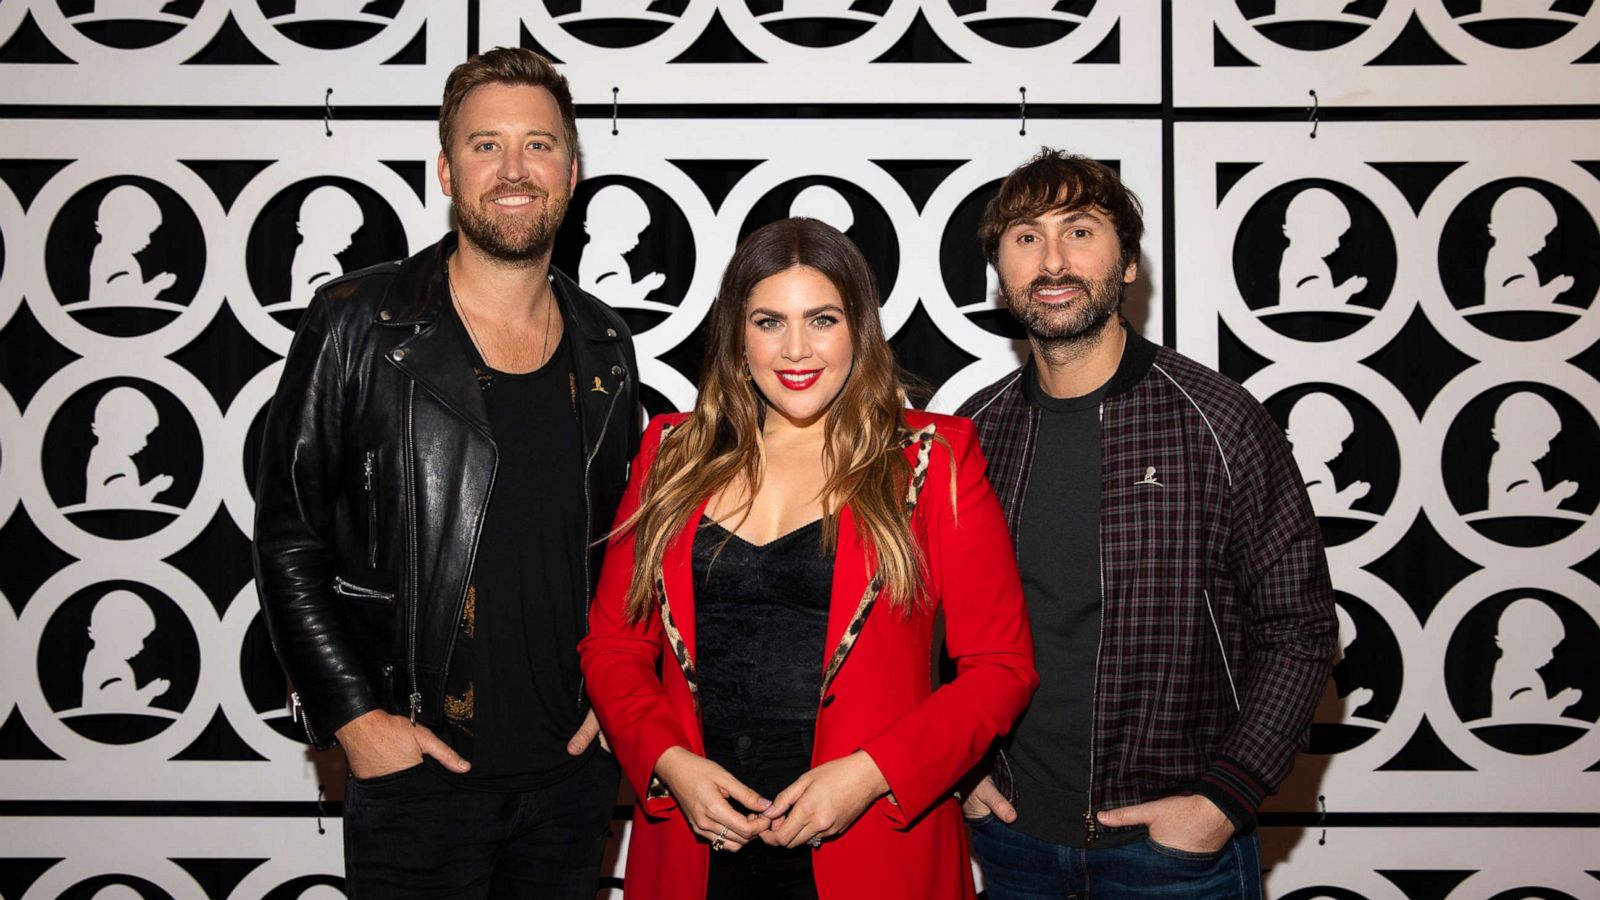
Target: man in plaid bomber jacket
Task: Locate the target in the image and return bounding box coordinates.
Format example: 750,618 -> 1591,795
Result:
957,150 -> 1337,898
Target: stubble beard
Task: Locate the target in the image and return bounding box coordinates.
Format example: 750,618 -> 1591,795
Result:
1001,264 -> 1125,356
454,182 -> 570,266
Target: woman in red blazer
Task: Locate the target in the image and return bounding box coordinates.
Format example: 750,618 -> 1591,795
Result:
580,218 -> 1037,900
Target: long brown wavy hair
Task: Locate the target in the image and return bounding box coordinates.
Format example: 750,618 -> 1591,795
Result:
616,217 -> 926,623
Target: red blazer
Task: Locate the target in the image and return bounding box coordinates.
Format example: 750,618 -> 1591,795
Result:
580,410 -> 1038,900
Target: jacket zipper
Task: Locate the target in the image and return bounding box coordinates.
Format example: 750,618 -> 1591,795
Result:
363,451 -> 377,568
576,365 -> 627,708
333,575 -> 394,601
289,691 -> 317,744
404,380 -> 422,722
1085,401 -> 1107,847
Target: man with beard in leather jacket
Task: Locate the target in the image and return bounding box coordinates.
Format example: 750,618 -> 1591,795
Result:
253,48 -> 640,898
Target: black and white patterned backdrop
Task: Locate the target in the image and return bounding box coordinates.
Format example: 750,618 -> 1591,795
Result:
0,2 -> 1597,897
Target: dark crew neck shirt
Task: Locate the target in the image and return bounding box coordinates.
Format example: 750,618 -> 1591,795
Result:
437,300 -> 590,791
1004,367 -> 1139,848
691,517 -> 833,730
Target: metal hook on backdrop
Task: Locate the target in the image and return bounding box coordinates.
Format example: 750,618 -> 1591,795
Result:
1018,86 -> 1027,137
612,86 -> 619,136
324,88 -> 334,138
1307,89 -> 1319,140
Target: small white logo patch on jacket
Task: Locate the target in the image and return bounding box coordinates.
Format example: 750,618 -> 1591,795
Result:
1135,466 -> 1164,487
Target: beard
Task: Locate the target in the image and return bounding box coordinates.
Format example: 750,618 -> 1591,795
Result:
454,181 -> 570,265
1001,264 -> 1124,345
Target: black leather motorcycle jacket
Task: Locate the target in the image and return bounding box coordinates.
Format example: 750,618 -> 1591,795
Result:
252,235 -> 640,748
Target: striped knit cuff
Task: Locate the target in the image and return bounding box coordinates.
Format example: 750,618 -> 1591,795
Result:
1193,757 -> 1266,834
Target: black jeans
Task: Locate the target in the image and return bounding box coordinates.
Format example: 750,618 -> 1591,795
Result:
703,719 -> 819,900
342,750 -> 619,899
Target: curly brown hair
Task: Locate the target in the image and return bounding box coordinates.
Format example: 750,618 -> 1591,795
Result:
978,148 -> 1144,270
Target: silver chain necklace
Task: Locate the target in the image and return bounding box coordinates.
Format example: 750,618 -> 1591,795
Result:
446,267 -> 555,383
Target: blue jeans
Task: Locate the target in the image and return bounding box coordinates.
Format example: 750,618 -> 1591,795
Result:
969,815 -> 1262,899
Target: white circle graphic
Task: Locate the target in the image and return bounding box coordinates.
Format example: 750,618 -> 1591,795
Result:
22,159 -> 226,358
1417,0 -> 1600,66
0,588 -> 17,725
220,361 -> 284,539
1424,568 -> 1600,774
28,0 -> 229,66
720,2 -> 918,65
1420,362 -> 1600,567
717,158 -> 922,342
219,582 -> 312,764
0,385 -> 21,530
18,357 -> 225,561
1243,363 -> 1423,569
234,0 -> 432,66
924,1 -> 1124,65
15,559 -> 222,763
23,856 -> 200,900
1210,1 -> 1413,69
1312,567 -> 1425,770
1418,160 -> 1600,363
515,0 -> 718,64
0,175 -> 25,332
1216,162 -> 1420,365
224,160 -> 426,356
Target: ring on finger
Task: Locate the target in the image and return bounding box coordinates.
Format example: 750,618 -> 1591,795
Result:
712,825 -> 728,852
807,835 -> 822,849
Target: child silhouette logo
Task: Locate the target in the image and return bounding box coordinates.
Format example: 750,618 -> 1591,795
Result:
1444,588 -> 1599,756
742,175 -> 899,305
578,185 -> 668,312
790,184 -> 856,234
1492,597 -> 1583,722
243,177 -> 407,340
1307,590 -> 1401,755
64,386 -> 179,515
1273,188 -> 1371,314
553,175 -> 694,337
45,177 -> 205,339
1233,179 -> 1395,343
1436,177 -> 1597,343
75,590 -> 171,716
282,186 -> 365,313
1467,391 -> 1583,522
1287,392 -> 1377,522
64,185 -> 181,314
545,0 -> 684,48
1477,187 -> 1577,313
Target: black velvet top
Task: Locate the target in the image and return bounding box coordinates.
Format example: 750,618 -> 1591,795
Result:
692,516 -> 834,729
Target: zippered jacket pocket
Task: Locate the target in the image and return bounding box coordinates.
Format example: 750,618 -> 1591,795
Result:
333,576 -> 395,604
363,450 -> 378,567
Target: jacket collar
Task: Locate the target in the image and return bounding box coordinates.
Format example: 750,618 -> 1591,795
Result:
374,233 -> 629,344
378,234 -> 631,449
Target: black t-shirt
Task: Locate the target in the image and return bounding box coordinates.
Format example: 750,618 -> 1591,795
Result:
438,301 -> 590,791
1005,367 -> 1139,848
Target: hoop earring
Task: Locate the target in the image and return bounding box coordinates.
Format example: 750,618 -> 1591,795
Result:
741,359 -> 753,382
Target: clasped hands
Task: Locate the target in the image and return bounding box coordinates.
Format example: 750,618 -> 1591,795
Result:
653,746 -> 888,852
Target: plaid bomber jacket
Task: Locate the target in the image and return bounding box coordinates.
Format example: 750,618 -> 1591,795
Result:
957,328 -> 1337,839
